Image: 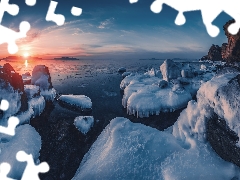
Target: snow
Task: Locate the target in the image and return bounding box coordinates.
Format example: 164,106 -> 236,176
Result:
58,95 -> 92,110
0,124 -> 41,179
74,116 -> 94,134
73,117 -> 240,180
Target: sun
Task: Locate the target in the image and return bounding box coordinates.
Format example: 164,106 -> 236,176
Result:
23,52 -> 29,58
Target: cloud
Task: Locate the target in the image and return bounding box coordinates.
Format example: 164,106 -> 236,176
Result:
98,18 -> 114,29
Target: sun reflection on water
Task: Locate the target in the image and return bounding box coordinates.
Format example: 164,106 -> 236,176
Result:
25,60 -> 28,67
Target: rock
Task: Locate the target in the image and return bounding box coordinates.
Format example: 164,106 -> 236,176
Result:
160,59 -> 181,82
158,80 -> 168,89
31,65 -> 53,90
221,43 -> 228,60
200,44 -> 223,61
0,63 -> 28,112
207,114 -> 240,167
223,19 -> 240,63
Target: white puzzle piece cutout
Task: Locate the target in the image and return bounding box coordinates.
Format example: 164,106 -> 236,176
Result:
0,100 -> 19,136
130,0 -> 240,37
0,99 -> 9,111
0,163 -> 15,180
0,21 -> 30,54
0,116 -> 19,136
71,6 -> 82,16
46,0 -> 65,26
16,151 -> 50,180
0,0 -> 31,54
25,0 -> 37,6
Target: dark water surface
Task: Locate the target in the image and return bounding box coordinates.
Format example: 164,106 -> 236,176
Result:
0,59 -> 197,179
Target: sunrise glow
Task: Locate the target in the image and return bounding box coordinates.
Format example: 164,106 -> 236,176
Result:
23,52 -> 29,58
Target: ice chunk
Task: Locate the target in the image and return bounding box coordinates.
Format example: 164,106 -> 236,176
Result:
28,96 -> 45,117
58,95 -> 92,111
0,81 -> 21,120
40,88 -> 56,102
122,72 -> 131,78
74,116 -> 94,134
160,59 -> 181,82
73,117 -> 239,180
118,67 -> 126,73
31,65 -> 52,90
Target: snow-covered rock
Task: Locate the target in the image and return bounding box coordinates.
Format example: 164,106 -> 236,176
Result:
73,117 -> 240,180
160,59 -> 181,82
31,65 -> 53,90
58,95 -> 92,111
74,116 -> 94,134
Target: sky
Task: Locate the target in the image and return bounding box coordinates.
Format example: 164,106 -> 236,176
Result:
0,0 -> 233,60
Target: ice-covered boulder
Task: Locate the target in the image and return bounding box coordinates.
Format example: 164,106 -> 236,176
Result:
31,65 -> 53,90
58,95 -> 92,111
74,116 -> 94,134
73,117 -> 240,180
31,65 -> 56,101
160,59 -> 181,82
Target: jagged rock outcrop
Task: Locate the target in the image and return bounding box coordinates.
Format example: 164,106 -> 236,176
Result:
222,19 -> 240,63
0,63 -> 28,112
200,44 -> 223,61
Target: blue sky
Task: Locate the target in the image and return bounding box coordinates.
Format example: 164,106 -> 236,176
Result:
0,0 -> 232,59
